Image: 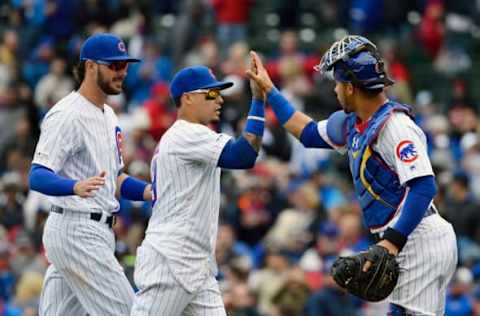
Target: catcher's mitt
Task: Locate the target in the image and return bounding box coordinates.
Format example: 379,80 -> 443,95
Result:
331,245 -> 399,302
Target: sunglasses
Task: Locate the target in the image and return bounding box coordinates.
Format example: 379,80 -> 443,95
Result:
94,60 -> 128,71
187,89 -> 221,100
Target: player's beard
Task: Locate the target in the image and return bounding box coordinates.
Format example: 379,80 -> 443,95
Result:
97,69 -> 122,95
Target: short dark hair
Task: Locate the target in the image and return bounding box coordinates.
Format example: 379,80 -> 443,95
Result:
173,96 -> 182,108
73,60 -> 86,86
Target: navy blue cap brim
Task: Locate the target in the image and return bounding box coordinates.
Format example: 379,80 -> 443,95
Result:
198,81 -> 234,91
98,56 -> 141,62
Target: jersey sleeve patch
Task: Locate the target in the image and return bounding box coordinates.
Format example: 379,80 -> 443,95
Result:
395,140 -> 418,163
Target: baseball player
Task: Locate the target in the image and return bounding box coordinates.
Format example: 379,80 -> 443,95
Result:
248,36 -> 457,315
29,33 -> 152,316
130,62 -> 265,316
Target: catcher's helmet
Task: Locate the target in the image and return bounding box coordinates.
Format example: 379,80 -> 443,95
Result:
315,35 -> 394,90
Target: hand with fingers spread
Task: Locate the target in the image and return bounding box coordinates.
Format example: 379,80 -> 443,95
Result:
246,51 -> 275,93
73,171 -> 106,198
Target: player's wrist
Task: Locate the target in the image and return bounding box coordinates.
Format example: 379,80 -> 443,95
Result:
382,227 -> 407,253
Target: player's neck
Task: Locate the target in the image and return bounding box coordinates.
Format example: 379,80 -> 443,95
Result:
78,81 -> 106,109
355,93 -> 388,122
177,107 -> 204,125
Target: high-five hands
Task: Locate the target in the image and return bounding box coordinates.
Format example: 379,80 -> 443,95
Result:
248,52 -> 265,101
246,51 -> 275,93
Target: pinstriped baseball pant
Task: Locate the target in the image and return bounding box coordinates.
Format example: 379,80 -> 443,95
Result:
131,246 -> 226,316
389,214 -> 457,316
39,210 -> 135,316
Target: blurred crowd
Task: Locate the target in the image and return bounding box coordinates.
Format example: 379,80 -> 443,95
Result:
0,0 -> 480,315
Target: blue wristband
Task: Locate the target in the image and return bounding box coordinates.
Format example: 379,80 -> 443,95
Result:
266,87 -> 296,125
121,176 -> 148,201
244,99 -> 265,136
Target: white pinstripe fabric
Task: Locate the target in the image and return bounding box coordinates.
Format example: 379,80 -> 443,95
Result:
33,91 -> 123,214
318,112 -> 434,185
131,244 -> 226,316
390,214 -> 457,315
318,111 -> 457,314
133,119 -> 231,314
34,91 -> 133,315
40,211 -> 134,316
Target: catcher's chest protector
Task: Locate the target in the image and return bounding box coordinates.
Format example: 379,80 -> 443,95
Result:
346,102 -> 412,229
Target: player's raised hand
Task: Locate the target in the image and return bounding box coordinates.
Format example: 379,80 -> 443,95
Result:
74,171 -> 106,198
246,51 -> 274,93
248,52 -> 265,101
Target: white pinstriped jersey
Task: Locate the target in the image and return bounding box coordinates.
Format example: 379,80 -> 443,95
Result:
318,111 -> 434,185
319,110 -> 457,315
143,119 -> 231,293
33,91 -> 124,214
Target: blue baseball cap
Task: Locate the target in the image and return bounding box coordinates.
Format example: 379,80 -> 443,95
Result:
170,66 -> 233,99
80,33 -> 140,62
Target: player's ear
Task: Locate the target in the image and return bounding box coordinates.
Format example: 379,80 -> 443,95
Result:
346,83 -> 355,96
181,93 -> 192,106
85,60 -> 96,73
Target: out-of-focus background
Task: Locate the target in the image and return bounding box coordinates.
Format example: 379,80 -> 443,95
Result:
0,0 -> 480,315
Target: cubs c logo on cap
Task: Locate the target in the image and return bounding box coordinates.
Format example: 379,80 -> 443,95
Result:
396,140 -> 418,163
118,41 -> 126,53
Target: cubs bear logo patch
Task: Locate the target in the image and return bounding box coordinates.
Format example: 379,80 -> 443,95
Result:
396,140 -> 418,163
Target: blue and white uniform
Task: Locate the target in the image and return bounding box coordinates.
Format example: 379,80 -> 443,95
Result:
34,92 -> 134,316
131,120 -> 231,316
318,101 -> 457,315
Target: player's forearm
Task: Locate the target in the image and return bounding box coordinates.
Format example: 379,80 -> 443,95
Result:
29,163 -> 77,196
243,98 -> 265,152
143,184 -> 152,201
266,88 -> 312,138
384,175 -> 437,252
243,133 -> 262,152
118,173 -> 150,201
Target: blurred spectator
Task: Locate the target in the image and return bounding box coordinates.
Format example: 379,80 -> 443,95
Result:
139,82 -> 176,141
125,39 -> 172,106
22,38 -> 56,88
0,173 -> 24,230
445,267 -> 475,316
270,266 -> 310,316
443,172 -> 480,243
299,221 -> 341,290
417,1 -> 446,59
348,0 -> 385,34
211,0 -> 254,57
0,30 -> 19,69
304,259 -> 359,316
249,246 -> 291,315
34,57 -> 74,112
224,282 -> 261,316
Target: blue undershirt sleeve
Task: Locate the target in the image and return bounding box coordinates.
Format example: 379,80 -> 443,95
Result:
299,121 -> 333,149
120,176 -> 148,201
217,136 -> 258,169
29,163 -> 77,196
393,175 -> 437,236
266,88 -> 296,125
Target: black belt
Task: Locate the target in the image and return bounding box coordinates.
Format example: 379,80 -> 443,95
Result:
50,206 -> 116,228
372,206 -> 436,242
